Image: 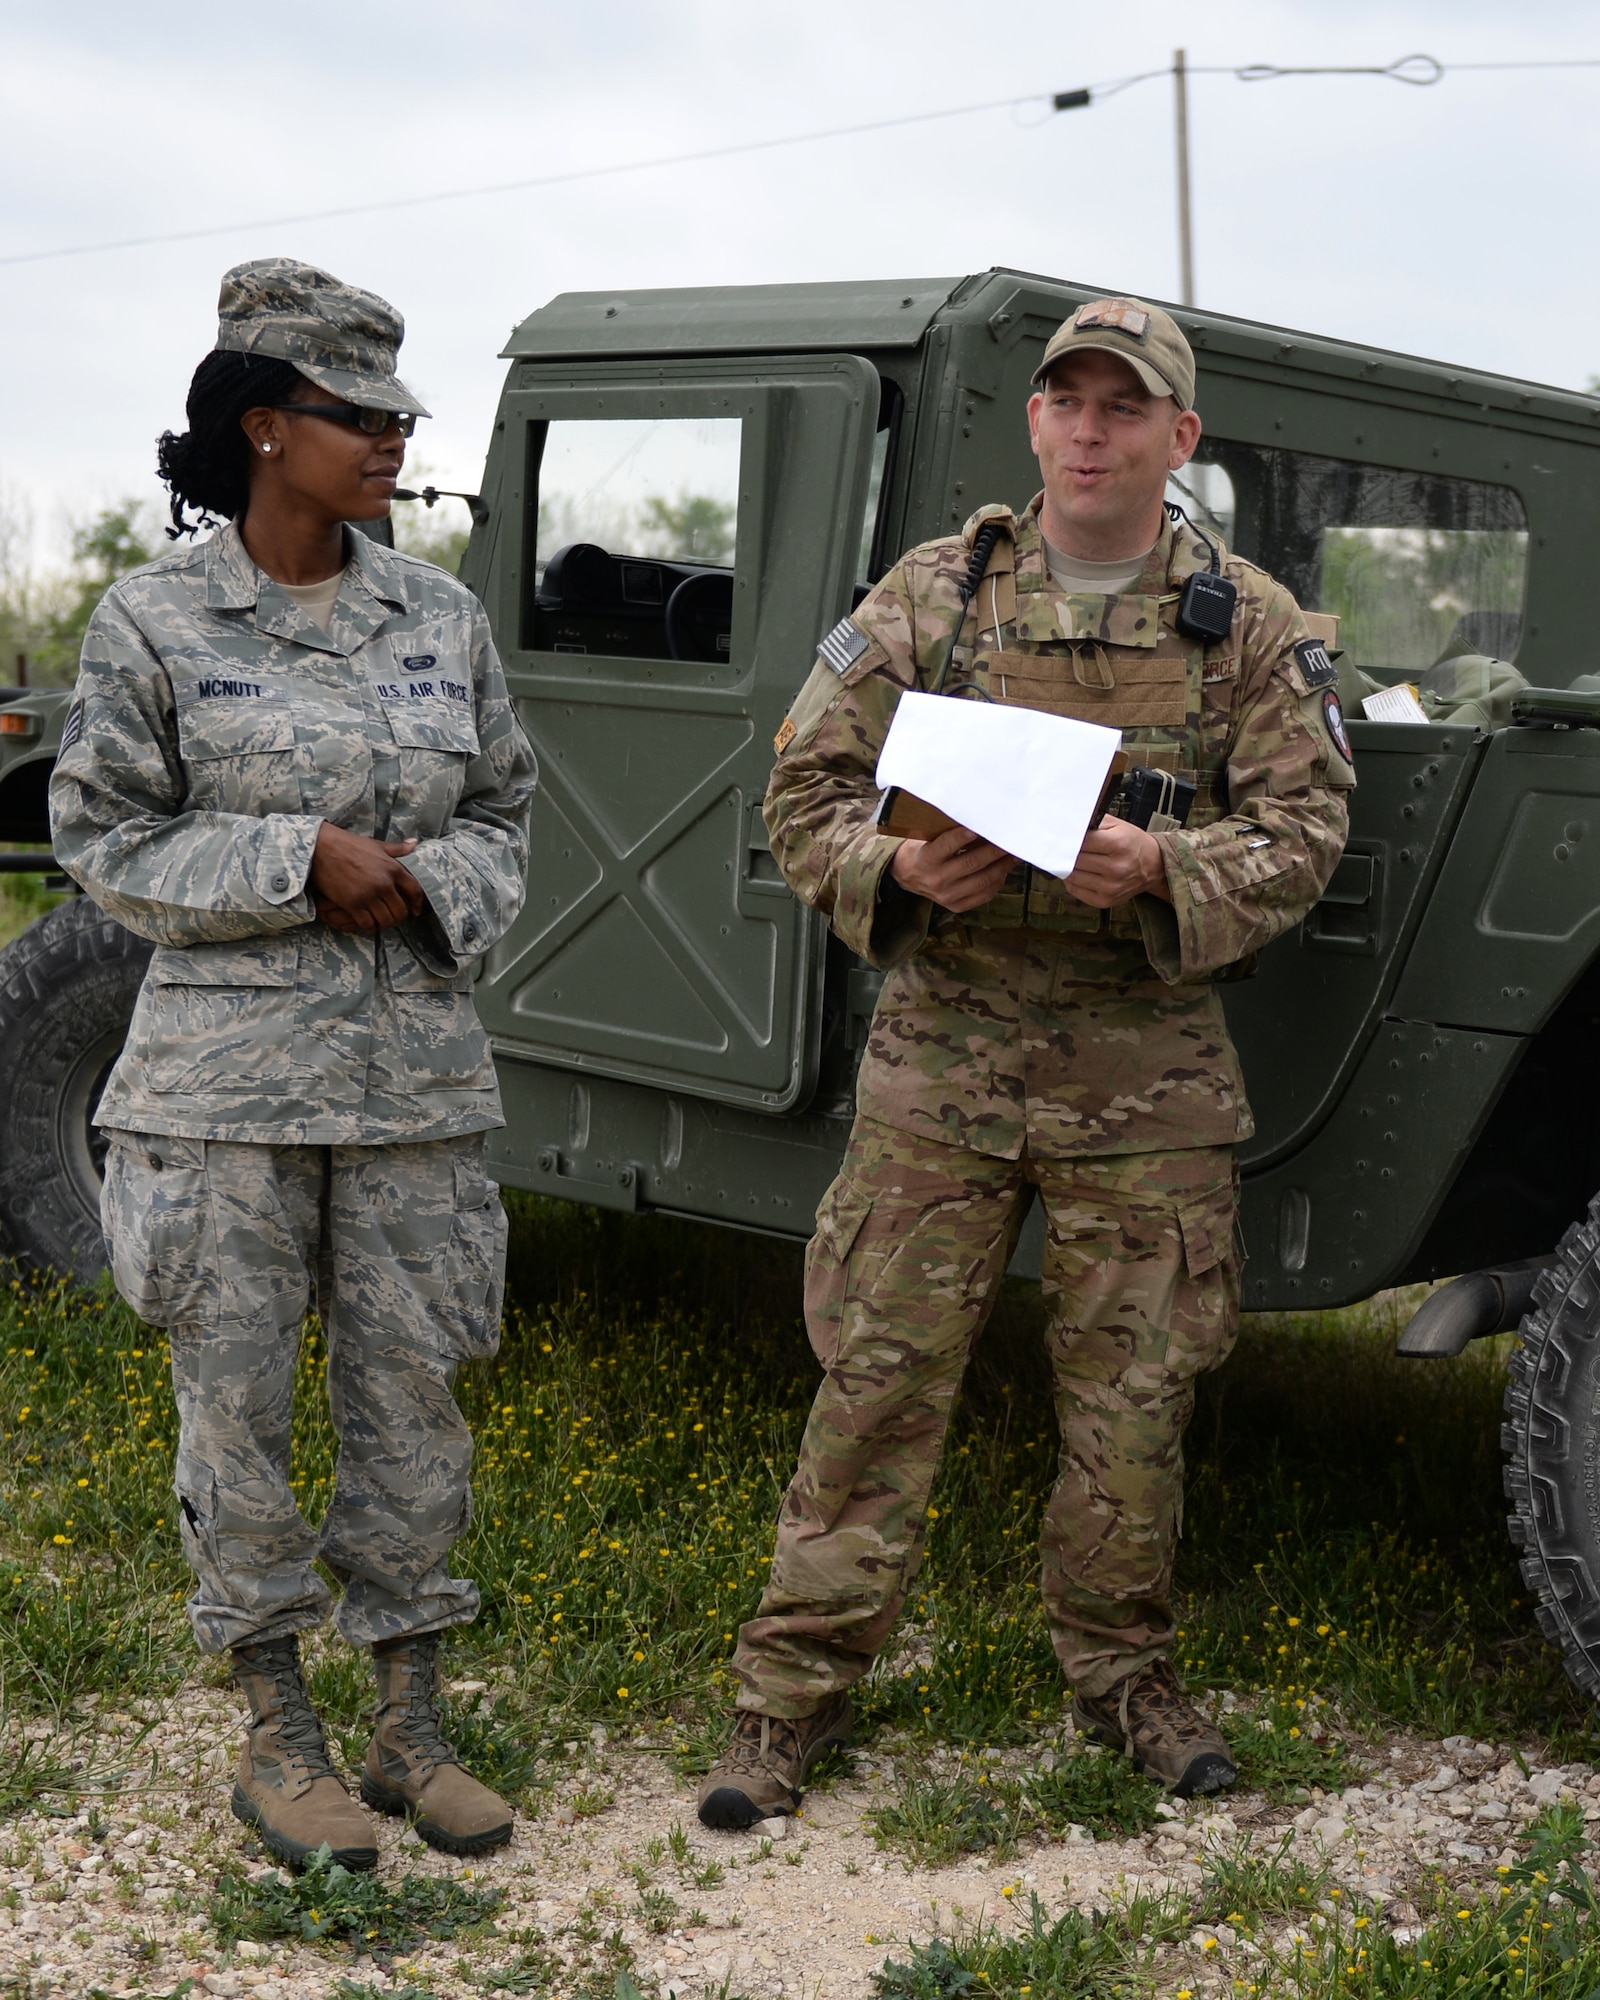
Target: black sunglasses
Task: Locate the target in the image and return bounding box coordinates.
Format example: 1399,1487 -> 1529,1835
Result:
268,402 -> 418,439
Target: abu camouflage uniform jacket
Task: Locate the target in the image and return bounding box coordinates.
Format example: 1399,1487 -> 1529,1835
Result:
49,523 -> 537,1145
764,497 -> 1354,1159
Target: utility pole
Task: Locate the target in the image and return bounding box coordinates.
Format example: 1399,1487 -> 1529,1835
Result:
1173,48 -> 1195,306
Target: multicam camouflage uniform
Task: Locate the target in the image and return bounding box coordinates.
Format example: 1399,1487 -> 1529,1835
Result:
50,517 -> 536,1653
736,496 -> 1354,1713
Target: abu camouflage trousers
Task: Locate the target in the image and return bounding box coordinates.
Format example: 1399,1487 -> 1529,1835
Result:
733,1117 -> 1240,1713
100,1130 -> 507,1655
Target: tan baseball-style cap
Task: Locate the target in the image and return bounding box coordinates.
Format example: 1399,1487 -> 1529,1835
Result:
214,257 -> 431,417
1031,297 -> 1196,411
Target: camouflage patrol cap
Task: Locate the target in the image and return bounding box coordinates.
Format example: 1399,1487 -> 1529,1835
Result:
214,257 -> 430,418
1031,297 -> 1195,410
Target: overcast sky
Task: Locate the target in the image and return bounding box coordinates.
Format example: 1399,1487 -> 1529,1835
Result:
0,0 -> 1594,563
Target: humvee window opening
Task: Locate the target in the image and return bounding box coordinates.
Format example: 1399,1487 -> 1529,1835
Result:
1187,439 -> 1529,674
856,379 -> 905,598
527,414 -> 742,663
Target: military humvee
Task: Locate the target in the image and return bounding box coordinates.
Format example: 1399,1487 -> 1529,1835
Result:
2,270 -> 1599,1702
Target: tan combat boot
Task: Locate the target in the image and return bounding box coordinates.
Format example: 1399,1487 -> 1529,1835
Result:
230,1637 -> 378,1871
359,1634 -> 514,1855
696,1693 -> 852,1830
1073,1657 -> 1237,1798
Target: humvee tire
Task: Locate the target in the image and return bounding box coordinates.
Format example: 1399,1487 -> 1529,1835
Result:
1504,1195 -> 1600,1701
0,898 -> 148,1278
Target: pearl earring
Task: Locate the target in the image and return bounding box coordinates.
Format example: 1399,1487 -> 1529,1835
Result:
261,443 -> 272,454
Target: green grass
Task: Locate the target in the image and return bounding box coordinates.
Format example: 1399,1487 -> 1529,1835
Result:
873,1888 -> 1190,1999
0,1191 -> 1589,1812
0,866 -> 68,951
875,1810 -> 1600,1997
207,1839 -> 502,1950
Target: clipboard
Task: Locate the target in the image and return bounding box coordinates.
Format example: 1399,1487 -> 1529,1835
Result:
873,751 -> 1131,842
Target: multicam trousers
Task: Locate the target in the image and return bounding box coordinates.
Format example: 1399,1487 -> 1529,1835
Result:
100,1131 -> 507,1655
732,1117 -> 1240,1714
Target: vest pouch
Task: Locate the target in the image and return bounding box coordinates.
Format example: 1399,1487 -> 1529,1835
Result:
985,648 -> 1187,728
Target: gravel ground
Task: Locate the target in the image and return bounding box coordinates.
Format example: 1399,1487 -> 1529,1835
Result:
0,1676 -> 1592,2000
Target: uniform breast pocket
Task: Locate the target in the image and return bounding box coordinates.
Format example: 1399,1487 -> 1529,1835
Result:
384,699 -> 480,829
174,694 -> 300,816
138,939 -> 303,1095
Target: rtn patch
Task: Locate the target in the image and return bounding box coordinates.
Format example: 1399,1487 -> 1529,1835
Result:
1293,638 -> 1338,690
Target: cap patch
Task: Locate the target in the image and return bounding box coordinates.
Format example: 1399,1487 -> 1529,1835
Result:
818,617 -> 870,677
1294,638 -> 1338,690
1074,300 -> 1151,340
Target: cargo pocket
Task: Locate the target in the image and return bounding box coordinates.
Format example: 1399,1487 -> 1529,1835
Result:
1166,1176 -> 1243,1379
385,932 -> 496,1090
101,1131 -> 217,1327
433,1153 -> 508,1362
802,1175 -> 872,1367
140,939 -> 302,1096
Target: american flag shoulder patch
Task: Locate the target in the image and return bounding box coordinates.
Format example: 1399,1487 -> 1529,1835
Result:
58,702 -> 84,753
817,617 -> 870,677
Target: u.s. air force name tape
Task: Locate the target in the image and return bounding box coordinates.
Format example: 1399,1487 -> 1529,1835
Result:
817,618 -> 870,677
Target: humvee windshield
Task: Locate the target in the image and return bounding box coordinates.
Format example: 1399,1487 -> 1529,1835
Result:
1172,441 -> 1529,674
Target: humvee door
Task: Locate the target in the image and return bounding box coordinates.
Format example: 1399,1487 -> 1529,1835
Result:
472,355 -> 881,1112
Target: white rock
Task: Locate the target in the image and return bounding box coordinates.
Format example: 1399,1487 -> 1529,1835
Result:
1417,1766 -> 1459,1794
753,1816 -> 791,1841
202,1977 -> 243,1998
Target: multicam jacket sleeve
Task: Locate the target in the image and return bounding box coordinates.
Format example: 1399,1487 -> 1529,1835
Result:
1141,555 -> 1353,981
763,542 -> 969,969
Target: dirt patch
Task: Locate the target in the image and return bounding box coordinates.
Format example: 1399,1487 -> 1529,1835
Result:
0,1680 -> 1590,1998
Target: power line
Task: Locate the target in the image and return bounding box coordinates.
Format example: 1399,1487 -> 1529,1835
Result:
3,53 -> 1598,272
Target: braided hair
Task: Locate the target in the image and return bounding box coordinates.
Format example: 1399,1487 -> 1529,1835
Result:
155,350 -> 307,537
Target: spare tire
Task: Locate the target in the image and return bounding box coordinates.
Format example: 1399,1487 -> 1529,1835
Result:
0,897 -> 149,1278
1503,1191 -> 1600,1704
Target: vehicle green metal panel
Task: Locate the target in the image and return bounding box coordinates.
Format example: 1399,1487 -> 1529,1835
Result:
472,353 -> 881,1112
1223,724 -> 1485,1170
1237,1019 -> 1525,1311
1392,725 -> 1600,1034
504,279 -> 961,363
487,1054 -> 844,1234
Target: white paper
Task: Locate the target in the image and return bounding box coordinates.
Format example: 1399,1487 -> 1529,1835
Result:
876,691 -> 1122,880
1360,682 -> 1429,724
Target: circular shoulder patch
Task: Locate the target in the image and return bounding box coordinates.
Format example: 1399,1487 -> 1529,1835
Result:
1323,688 -> 1353,762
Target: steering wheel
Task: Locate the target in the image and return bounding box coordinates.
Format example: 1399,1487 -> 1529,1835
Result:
665,571 -> 734,663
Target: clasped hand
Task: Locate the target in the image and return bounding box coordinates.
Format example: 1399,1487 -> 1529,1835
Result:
309,821 -> 426,934
890,816 -> 1170,913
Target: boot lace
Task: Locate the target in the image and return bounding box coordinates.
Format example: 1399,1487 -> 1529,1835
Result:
1114,1658 -> 1208,1753
725,1712 -> 803,1783
239,1640 -> 336,1780
387,1642 -> 460,1770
